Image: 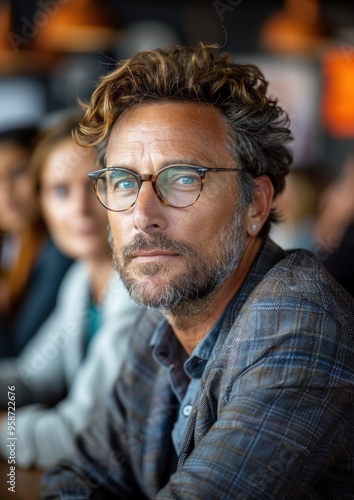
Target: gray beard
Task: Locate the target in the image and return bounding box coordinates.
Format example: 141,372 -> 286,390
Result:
109,210 -> 246,317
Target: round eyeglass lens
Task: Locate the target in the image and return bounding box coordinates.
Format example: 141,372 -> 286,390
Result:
157,166 -> 202,207
97,169 -> 139,211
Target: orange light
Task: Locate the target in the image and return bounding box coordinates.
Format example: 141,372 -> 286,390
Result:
322,48 -> 354,137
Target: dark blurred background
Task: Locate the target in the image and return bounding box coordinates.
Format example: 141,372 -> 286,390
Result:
1,0 -> 354,171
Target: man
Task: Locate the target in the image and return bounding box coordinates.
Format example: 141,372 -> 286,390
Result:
42,44 -> 354,498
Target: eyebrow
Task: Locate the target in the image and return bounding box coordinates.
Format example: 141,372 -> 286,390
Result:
108,158 -> 212,172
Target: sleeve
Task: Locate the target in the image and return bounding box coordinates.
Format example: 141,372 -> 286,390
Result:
41,309 -> 162,499
41,385 -> 149,500
0,314 -> 70,466
0,303 -> 68,410
156,294 -> 354,498
0,264 -> 84,466
0,264 -> 87,410
10,237 -> 74,354
1,274 -> 143,469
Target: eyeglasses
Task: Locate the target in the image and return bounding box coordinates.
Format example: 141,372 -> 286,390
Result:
88,164 -> 250,212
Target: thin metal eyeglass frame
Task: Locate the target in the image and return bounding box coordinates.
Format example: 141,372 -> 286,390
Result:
88,164 -> 250,212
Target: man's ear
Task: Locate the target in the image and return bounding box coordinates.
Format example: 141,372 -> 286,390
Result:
245,175 -> 274,236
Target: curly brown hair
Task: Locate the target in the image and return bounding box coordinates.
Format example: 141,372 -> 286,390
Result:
74,43 -> 293,235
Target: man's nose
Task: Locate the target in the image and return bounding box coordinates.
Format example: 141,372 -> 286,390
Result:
132,180 -> 168,233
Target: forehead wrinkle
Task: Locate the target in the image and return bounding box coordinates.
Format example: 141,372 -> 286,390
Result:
107,102 -> 234,171
109,101 -> 227,143
108,132 -> 231,170
108,142 -> 228,171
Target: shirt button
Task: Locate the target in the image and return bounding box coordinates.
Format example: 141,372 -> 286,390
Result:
183,405 -> 192,417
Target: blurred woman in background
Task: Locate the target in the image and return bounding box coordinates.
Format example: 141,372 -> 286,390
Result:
0,124 -> 73,357
314,150 -> 354,297
0,111 -> 143,468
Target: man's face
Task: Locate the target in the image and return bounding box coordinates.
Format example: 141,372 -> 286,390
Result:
107,102 -> 249,312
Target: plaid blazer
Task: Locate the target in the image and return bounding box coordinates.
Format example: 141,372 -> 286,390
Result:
42,240 -> 354,499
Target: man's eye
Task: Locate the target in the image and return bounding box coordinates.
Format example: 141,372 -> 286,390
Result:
116,179 -> 137,190
161,168 -> 201,190
176,176 -> 197,186
109,171 -> 138,192
169,174 -> 200,190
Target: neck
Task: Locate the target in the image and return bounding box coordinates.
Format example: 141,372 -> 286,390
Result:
84,254 -> 114,305
166,236 -> 262,355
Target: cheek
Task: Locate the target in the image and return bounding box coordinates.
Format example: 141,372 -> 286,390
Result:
108,212 -> 127,244
186,202 -> 238,249
15,180 -> 34,203
41,199 -> 69,235
45,215 -> 69,240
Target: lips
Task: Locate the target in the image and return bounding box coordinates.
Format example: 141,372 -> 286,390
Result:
131,249 -> 180,263
120,233 -> 194,265
132,249 -> 179,258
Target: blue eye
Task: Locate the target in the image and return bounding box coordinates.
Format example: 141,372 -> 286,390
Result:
177,176 -> 196,185
109,171 -> 138,192
118,179 -> 137,190
165,172 -> 200,189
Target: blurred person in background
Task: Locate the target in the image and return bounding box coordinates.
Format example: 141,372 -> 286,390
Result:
0,125 -> 73,357
270,162 -> 332,251
314,150 -> 354,297
0,111 -> 143,468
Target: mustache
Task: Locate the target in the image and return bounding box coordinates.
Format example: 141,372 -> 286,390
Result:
119,233 -> 195,262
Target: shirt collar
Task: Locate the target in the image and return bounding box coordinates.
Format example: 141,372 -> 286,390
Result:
150,308 -> 229,380
151,318 -> 187,369
184,308 -> 229,378
150,239 -> 286,378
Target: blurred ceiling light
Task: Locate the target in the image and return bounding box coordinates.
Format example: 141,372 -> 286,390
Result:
0,1 -> 54,74
0,1 -> 11,51
34,0 -> 120,53
322,48 -> 354,137
259,0 -> 330,55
